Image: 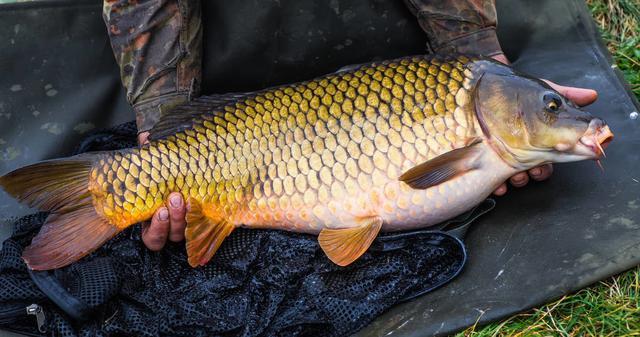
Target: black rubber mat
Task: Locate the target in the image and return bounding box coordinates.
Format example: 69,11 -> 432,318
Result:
0,0 -> 638,336
0,1 -> 132,223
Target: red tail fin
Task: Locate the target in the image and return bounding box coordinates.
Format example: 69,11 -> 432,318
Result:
0,155 -> 122,270
0,158 -> 92,212
23,206 -> 119,270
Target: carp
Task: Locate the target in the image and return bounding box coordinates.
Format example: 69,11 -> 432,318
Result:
0,55 -> 613,270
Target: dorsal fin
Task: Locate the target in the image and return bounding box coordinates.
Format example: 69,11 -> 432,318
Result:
335,62 -> 368,73
147,56 -> 438,141
147,93 -> 255,141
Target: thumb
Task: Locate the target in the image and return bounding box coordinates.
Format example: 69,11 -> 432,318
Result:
543,80 -> 598,107
138,131 -> 150,146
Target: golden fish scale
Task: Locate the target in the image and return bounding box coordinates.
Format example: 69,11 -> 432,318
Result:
89,55 -> 479,231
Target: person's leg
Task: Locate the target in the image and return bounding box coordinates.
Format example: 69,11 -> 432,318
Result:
102,0 -> 202,135
403,0 -> 501,56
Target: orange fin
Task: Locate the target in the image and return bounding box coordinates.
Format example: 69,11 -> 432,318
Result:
0,156 -> 95,212
185,198 -> 235,267
23,205 -> 120,270
399,139 -> 482,189
0,154 -> 122,270
318,216 -> 383,266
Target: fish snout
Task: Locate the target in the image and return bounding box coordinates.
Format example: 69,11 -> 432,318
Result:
578,118 -> 614,158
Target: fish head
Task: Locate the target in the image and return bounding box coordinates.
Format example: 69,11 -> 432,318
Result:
473,66 -> 613,170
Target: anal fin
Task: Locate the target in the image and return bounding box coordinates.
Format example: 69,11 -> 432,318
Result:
185,198 -> 235,267
318,216 -> 383,266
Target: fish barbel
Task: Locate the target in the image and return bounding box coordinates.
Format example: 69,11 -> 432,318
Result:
0,55 -> 613,270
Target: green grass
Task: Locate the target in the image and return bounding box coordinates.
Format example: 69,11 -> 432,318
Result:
457,267 -> 640,336
456,1 -> 640,336
589,0 -> 640,97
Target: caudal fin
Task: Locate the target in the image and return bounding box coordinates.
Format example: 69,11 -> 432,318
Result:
0,158 -> 93,212
0,155 -> 121,270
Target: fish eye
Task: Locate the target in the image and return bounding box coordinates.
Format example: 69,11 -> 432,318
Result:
543,92 -> 562,113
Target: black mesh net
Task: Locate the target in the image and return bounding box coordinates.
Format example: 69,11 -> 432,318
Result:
0,122 -> 487,337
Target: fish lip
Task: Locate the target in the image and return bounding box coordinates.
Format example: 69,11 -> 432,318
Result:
598,127 -> 614,150
578,124 -> 614,159
578,139 -> 600,157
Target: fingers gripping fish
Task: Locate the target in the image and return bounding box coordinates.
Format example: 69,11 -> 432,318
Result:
0,55 -> 613,270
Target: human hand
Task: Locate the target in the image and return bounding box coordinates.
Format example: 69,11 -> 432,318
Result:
138,132 -> 187,250
490,54 -> 598,196
137,131 -> 150,146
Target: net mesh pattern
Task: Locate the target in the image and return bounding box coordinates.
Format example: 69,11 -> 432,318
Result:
0,122 -> 467,336
54,258 -> 121,310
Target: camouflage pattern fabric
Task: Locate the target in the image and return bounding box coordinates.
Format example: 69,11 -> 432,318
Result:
102,0 -> 202,133
403,0 -> 501,56
102,0 -> 499,133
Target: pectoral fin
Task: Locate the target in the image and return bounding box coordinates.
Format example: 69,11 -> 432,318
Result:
185,198 -> 235,267
318,216 -> 383,266
399,140 -> 483,189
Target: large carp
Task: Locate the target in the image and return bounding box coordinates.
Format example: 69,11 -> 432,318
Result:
0,55 -> 613,270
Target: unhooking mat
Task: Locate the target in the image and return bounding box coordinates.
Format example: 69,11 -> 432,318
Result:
0,0 -> 639,336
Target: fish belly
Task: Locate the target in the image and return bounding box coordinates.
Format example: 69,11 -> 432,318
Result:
380,167 -> 506,231
234,148 -> 514,234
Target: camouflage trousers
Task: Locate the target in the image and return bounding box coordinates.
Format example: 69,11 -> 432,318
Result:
102,0 -> 202,133
102,0 -> 500,133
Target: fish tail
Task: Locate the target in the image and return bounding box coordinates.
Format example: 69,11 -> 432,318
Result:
0,154 -> 121,270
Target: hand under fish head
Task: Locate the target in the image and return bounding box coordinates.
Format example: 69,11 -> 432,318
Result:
473,64 -> 614,169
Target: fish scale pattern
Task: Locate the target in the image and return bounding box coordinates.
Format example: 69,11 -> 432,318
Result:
89,55 -> 479,231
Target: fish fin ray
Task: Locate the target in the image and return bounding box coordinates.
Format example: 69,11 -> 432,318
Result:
23,205 -> 120,270
185,198 -> 235,267
399,140 -> 483,189
335,62 -> 368,73
318,216 -> 383,266
148,93 -> 256,141
0,156 -> 97,212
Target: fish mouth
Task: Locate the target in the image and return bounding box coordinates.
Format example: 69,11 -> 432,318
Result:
576,119 -> 614,159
